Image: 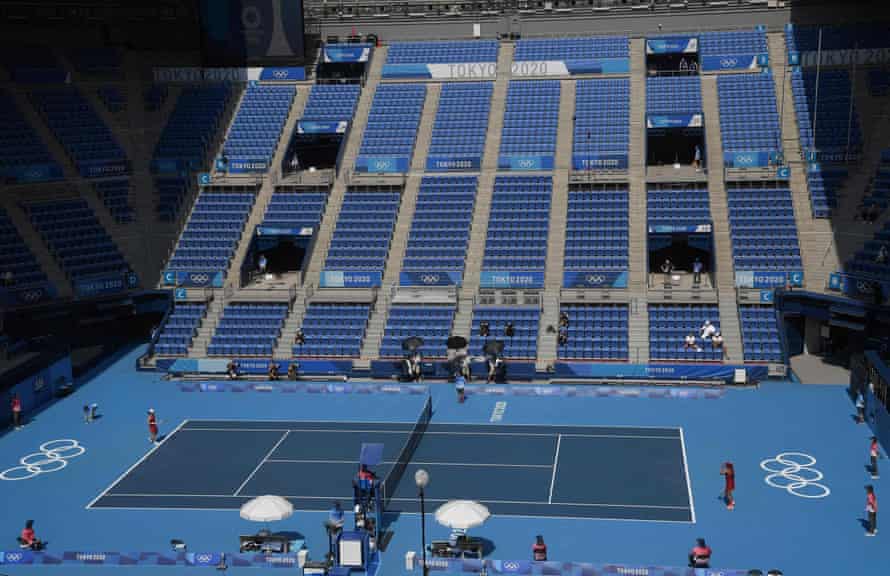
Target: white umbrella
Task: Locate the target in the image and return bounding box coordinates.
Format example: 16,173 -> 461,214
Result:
239,495 -> 294,523
434,500 -> 490,531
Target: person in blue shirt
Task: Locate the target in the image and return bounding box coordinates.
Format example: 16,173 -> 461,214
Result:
693,257 -> 703,285
455,374 -> 466,403
328,502 -> 345,531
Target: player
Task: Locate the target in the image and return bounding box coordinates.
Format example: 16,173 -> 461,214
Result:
147,409 -> 159,443
720,462 -> 735,510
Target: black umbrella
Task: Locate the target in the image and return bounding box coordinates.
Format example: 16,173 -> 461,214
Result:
402,336 -> 424,351
447,335 -> 468,350
483,340 -> 505,356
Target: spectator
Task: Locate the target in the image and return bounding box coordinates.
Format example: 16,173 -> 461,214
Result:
559,312 -> 569,328
721,462 -> 735,510
147,409 -> 159,443
287,362 -> 298,380
866,485 -> 878,536
2,270 -> 13,288
268,362 -> 279,381
505,321 -> 515,338
856,392 -> 866,423
10,393 -> 22,429
701,320 -> 716,341
227,360 -> 239,380
487,355 -> 503,383
684,334 -> 700,352
480,321 -> 490,337
358,464 -> 376,483
661,258 -> 674,286
455,374 -> 466,403
19,520 -> 41,550
258,254 -> 268,275
295,329 -> 305,346
712,332 -> 724,350
328,502 -> 345,532
558,329 -> 568,347
871,436 -> 880,479
410,351 -> 422,382
532,535 -> 547,561
693,257 -> 703,285
876,244 -> 888,265
688,538 -> 712,568
693,144 -> 702,172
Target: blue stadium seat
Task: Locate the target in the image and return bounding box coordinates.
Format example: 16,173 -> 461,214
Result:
649,305 -> 723,362
296,303 -> 371,358
154,303 -> 207,356
564,185 -> 629,274
379,305 -> 457,357
482,176 -> 551,272
470,306 -> 541,359
208,303 -> 289,357
557,304 -> 629,361
739,305 -> 783,363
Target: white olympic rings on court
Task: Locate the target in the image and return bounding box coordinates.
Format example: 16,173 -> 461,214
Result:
0,439 -> 86,481
759,451 -> 830,499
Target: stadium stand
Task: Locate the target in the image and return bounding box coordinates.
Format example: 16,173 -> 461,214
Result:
386,40 -> 499,64
739,305 -> 783,363
572,78 -> 629,169
357,84 -> 426,169
647,183 -> 711,231
563,184 -> 629,274
296,303 -> 371,357
868,69 -> 890,97
401,176 -> 477,284
726,182 -> 802,273
300,84 -> 361,123
97,86 -> 126,113
0,45 -> 64,82
221,84 -> 296,169
93,177 -> 135,224
427,82 -> 492,169
69,48 -> 122,77
154,303 -> 207,356
0,89 -> 61,184
261,188 -> 328,232
785,23 -> 890,52
323,190 -> 401,276
844,222 -> 890,282
513,36 -> 629,61
30,87 -> 130,177
208,303 -> 288,357
153,177 -> 191,223
647,76 -> 702,114
698,29 -> 767,58
471,306 -> 540,359
649,304 -> 723,362
483,176 -> 552,273
807,165 -> 848,218
863,153 -> 890,208
26,199 -> 130,281
143,84 -> 169,112
165,188 -> 255,279
717,73 -> 781,160
557,304 -> 629,361
0,208 -> 50,291
791,68 -> 861,160
499,81 -> 560,162
379,305 -> 457,358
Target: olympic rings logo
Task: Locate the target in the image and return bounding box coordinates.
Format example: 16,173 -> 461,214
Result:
502,561 -> 521,571
760,452 -> 830,499
189,273 -> 210,285
857,281 -> 874,294
196,554 -> 214,563
273,70 -> 289,79
720,58 -> 738,68
585,274 -> 606,285
421,274 -> 440,284
0,439 -> 86,481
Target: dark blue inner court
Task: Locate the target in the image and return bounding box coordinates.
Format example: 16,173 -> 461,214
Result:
90,420 -> 693,522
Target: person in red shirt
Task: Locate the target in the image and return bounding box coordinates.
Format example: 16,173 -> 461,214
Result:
357,464 -> 376,482
11,393 -> 22,429
532,535 -> 547,561
870,437 -> 880,479
866,485 -> 878,536
147,409 -> 159,443
19,520 -> 41,550
721,462 -> 735,510
688,538 -> 712,568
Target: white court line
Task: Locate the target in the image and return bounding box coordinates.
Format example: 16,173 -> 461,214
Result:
265,459 -> 552,468
233,430 -> 290,496
85,418 -> 189,510
177,427 -> 679,440
548,434 -> 561,504
185,418 -> 681,431
679,427 -> 696,524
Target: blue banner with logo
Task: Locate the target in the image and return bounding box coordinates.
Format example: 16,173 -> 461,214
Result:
223,157 -> 268,173
298,120 -> 348,134
723,150 -> 778,168
162,270 -> 225,288
383,63 -> 498,80
497,155 -> 554,171
426,155 -> 482,171
828,272 -> 890,300
735,270 -> 803,288
258,66 -> 305,81
79,159 -> 130,178
0,550 -> 300,568
355,156 -> 410,173
152,157 -> 201,173
553,363 -> 768,383
400,271 -> 463,286
646,36 -> 699,54
0,283 -> 56,307
1,163 -> 63,183
701,53 -> 768,71
510,59 -> 629,77
324,44 -> 372,63
648,223 -> 712,234
74,272 -> 138,298
562,271 -> 628,288
571,154 -> 628,171
419,557 -> 751,575
256,226 -> 313,237
647,114 -> 702,129
479,271 -> 544,289
320,270 -> 382,288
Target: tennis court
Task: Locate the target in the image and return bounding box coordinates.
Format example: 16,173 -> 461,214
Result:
88,403 -> 694,522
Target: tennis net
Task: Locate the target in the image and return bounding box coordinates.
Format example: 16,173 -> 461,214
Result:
381,394 -> 432,510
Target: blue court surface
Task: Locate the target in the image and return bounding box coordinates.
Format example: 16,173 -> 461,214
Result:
89,420 -> 693,521
0,346 -> 887,575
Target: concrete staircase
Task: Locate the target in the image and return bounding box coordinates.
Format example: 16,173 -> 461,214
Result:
767,32 -> 838,293
303,47 -> 388,290
187,297 -> 225,357
701,75 -> 743,363
359,83 -> 440,360
538,80 -> 575,367
0,198 -> 73,298
273,289 -> 309,358
225,87 -> 310,288
627,38 -> 649,364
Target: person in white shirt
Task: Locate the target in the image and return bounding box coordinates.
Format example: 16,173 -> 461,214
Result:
712,332 -> 724,349
700,320 -> 716,341
684,334 -> 700,352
